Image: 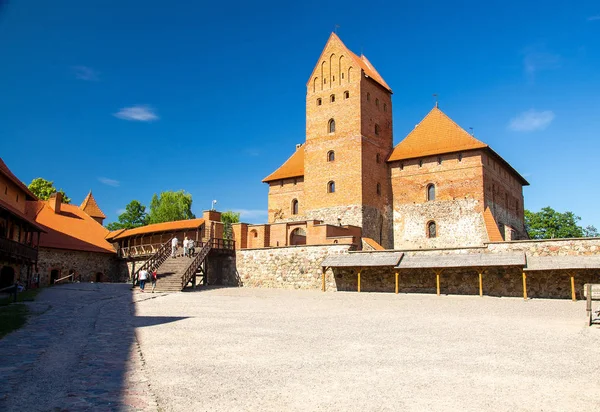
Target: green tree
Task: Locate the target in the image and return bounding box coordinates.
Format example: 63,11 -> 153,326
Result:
106,200 -> 149,231
27,178 -> 71,204
584,225 -> 599,238
525,207 -> 585,239
148,190 -> 195,224
220,210 -> 241,239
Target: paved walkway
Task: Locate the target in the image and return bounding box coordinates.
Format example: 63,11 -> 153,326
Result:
0,283 -> 160,411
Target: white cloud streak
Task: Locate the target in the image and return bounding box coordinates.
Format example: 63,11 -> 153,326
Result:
98,177 -> 120,187
233,209 -> 268,223
114,105 -> 159,122
587,15 -> 600,21
508,110 -> 555,132
72,65 -> 99,81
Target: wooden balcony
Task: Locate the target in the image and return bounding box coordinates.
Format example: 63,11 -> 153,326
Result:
0,237 -> 38,263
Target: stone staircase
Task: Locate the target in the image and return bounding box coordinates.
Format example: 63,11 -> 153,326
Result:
153,256 -> 201,292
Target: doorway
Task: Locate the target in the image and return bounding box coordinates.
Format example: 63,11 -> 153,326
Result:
50,269 -> 59,285
0,266 -> 15,289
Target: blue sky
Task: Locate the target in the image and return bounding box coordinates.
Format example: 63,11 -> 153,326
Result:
1,0 -> 599,228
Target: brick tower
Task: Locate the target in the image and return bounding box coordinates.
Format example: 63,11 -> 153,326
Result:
303,33 -> 394,247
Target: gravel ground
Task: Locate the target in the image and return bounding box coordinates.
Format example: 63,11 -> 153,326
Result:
136,288 -> 600,412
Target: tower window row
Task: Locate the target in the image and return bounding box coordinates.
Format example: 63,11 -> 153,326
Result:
366,92 -> 388,112
316,91 -> 350,106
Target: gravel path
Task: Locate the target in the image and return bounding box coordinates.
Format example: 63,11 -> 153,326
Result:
0,283 -> 158,411
136,288 -> 600,412
1,285 -> 600,411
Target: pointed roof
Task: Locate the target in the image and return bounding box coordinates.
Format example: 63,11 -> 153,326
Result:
307,33 -> 392,93
388,107 -> 488,162
262,146 -> 305,183
80,190 -> 106,219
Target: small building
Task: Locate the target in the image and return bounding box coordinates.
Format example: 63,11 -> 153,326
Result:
0,158 -> 44,289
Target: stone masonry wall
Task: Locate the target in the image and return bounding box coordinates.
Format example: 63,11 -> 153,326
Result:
236,244 -> 352,290
36,248 -> 128,286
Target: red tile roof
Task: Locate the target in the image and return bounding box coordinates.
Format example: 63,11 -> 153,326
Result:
31,200 -> 116,253
80,191 -> 106,219
0,158 -> 37,200
362,237 -> 385,251
263,146 -> 305,183
388,107 -> 488,162
483,207 -> 504,242
109,218 -> 206,241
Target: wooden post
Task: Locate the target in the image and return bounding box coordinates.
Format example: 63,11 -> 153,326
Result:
570,274 -> 576,301
435,269 -> 442,296
357,269 -> 361,293
322,267 -> 326,292
395,272 -> 399,294
522,271 -> 528,300
478,269 -> 483,297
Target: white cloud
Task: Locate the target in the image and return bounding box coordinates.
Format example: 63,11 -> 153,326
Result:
587,15 -> 600,21
233,209 -> 268,223
98,177 -> 120,187
117,209 -> 126,215
508,110 -> 555,132
244,148 -> 261,157
72,65 -> 99,81
523,51 -> 561,77
114,105 -> 159,122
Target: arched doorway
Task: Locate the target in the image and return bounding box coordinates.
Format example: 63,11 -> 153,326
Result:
95,272 -> 103,283
50,269 -> 59,285
0,266 -> 15,289
289,228 -> 307,246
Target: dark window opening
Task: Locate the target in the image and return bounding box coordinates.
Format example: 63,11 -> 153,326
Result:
327,181 -> 335,193
330,94 -> 335,103
376,183 -> 381,196
375,124 -> 380,135
427,184 -> 435,201
328,119 -> 335,133
291,199 -> 298,215
317,98 -> 322,106
427,221 -> 437,238
327,151 -> 335,162
344,91 -> 349,99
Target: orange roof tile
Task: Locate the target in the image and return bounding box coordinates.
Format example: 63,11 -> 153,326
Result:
262,146 -> 305,183
362,237 -> 385,251
307,33 -> 392,93
31,200 -> 116,253
80,191 -> 106,219
105,228 -> 127,242
111,218 -> 206,241
388,107 -> 488,162
0,158 -> 37,200
483,207 -> 504,242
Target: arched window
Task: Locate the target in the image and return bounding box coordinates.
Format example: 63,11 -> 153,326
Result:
367,92 -> 371,101
290,228 -> 307,246
427,184 -> 435,201
384,103 -> 387,112
291,199 -> 298,215
427,221 -> 437,238
330,94 -> 335,103
376,183 -> 381,196
328,118 -> 335,133
317,98 -> 322,106
374,124 -> 380,135
376,98 -> 379,107
327,151 -> 335,162
376,153 -> 381,163
344,91 -> 349,99
327,181 -> 335,193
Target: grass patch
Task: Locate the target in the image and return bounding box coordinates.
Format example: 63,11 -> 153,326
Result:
0,288 -> 42,338
0,304 -> 28,338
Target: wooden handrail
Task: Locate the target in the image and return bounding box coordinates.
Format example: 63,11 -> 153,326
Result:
133,237 -> 173,286
181,241 -> 212,289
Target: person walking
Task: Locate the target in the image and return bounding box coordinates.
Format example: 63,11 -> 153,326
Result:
151,270 -> 157,293
183,236 -> 189,258
139,269 -> 148,292
171,236 -> 179,258
188,239 -> 195,257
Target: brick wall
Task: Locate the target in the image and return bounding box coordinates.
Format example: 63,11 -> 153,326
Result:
267,177 -> 305,223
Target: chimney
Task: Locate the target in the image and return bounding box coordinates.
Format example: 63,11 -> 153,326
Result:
48,192 -> 62,214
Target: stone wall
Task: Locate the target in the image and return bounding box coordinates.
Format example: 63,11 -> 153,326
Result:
36,248 -> 129,286
235,244 -> 352,290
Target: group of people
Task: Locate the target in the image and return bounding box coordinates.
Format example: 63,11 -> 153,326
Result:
138,269 -> 157,293
171,236 -> 196,258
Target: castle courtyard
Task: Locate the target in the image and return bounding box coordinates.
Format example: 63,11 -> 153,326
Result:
1,284 -> 599,411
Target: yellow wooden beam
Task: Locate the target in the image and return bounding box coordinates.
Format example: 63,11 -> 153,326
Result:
395,271 -> 399,294
478,270 -> 483,297
322,267 -> 326,292
435,269 -> 442,296
522,271 -> 528,300
357,270 -> 361,293
570,273 -> 576,301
